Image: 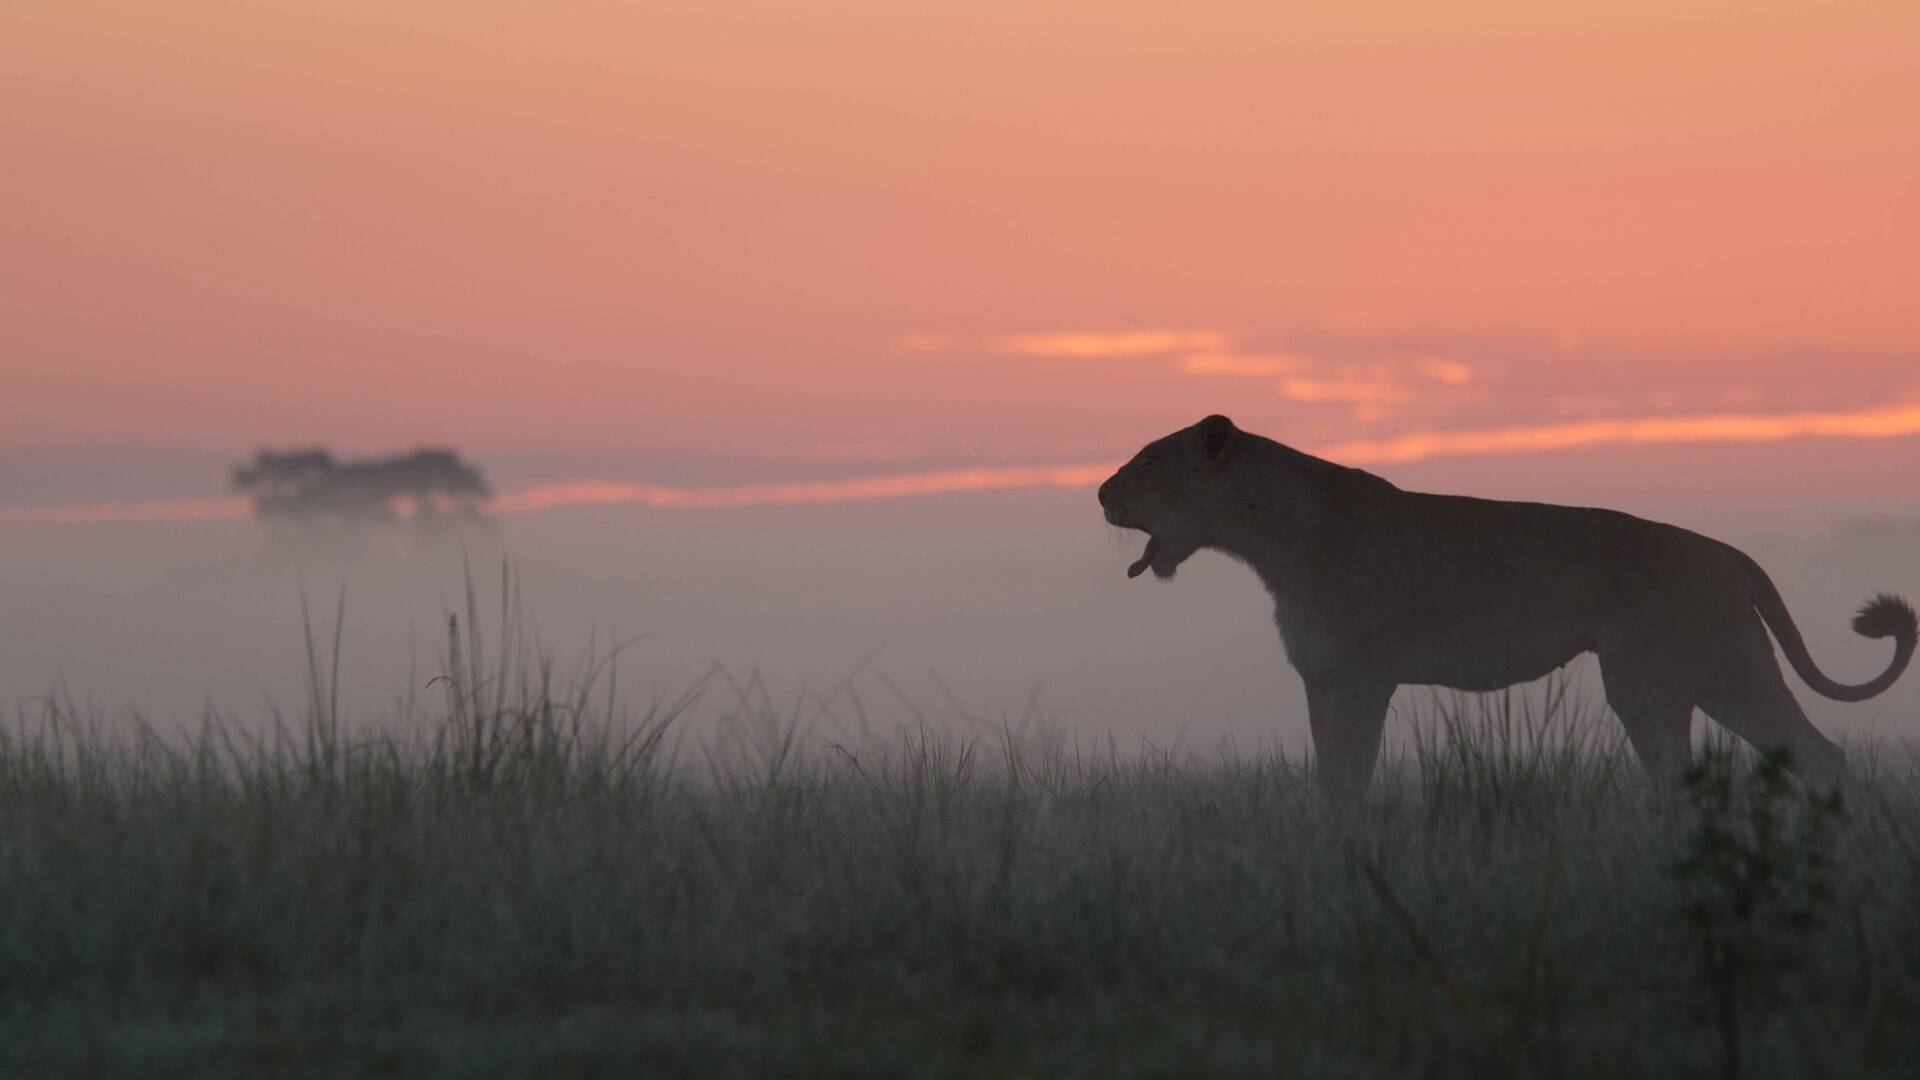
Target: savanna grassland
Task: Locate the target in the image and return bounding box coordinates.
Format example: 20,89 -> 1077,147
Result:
3,598 -> 1918,1079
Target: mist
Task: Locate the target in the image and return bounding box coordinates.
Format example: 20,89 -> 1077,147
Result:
5,441 -> 1917,757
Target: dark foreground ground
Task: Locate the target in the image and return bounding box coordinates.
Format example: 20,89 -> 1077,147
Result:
3,673 -> 1917,1079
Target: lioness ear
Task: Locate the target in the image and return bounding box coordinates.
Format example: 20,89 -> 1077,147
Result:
1194,414 -> 1237,464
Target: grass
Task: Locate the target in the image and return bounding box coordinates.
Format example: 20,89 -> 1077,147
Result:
3,587 -> 1918,1077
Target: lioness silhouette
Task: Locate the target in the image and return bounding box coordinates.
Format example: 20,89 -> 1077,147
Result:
1099,415 -> 1915,800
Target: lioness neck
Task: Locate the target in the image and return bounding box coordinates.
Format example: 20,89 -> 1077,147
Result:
1209,437 -> 1395,604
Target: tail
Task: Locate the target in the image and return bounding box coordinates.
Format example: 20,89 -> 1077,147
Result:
1738,550 -> 1917,702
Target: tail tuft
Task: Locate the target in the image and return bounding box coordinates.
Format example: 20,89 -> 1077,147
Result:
1853,593 -> 1918,642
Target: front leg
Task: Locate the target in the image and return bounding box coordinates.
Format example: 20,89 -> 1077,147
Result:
1305,681 -> 1395,803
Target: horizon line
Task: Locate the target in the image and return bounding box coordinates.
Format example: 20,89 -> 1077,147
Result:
4,402 -> 1918,526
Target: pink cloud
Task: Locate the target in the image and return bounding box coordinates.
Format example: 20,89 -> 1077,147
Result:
994,330 -> 1229,358
1322,403 -> 1920,465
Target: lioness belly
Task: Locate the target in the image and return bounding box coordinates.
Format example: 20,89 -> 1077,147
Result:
1393,624 -> 1592,692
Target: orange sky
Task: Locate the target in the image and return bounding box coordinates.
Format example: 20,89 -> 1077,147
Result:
3,1 -> 1918,495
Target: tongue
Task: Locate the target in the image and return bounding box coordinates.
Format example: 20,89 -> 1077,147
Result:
1127,536 -> 1159,579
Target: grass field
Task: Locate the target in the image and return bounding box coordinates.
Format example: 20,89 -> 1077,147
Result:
3,598 -> 1917,1078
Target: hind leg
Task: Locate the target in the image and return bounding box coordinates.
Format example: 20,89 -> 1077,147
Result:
1697,614 -> 1845,782
1598,651 -> 1695,781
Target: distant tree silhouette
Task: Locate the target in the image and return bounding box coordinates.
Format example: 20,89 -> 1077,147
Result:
232,447 -> 492,530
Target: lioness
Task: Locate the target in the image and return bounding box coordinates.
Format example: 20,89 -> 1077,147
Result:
1098,414 -> 1916,799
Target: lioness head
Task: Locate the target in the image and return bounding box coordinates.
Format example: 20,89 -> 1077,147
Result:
1098,414 -> 1241,580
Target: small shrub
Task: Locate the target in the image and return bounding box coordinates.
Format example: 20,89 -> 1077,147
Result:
1667,745 -> 1847,1080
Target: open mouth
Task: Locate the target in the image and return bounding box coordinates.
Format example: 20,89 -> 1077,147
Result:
1103,503 -> 1168,580
1127,535 -> 1159,579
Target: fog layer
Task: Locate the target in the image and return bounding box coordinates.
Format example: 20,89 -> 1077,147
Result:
3,477 -> 1915,755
